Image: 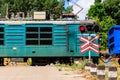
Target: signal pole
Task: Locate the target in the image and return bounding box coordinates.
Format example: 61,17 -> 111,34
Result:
88,34 -> 91,62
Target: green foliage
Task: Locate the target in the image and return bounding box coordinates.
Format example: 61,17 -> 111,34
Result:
1,4 -> 6,17
94,16 -> 115,50
103,0 -> 120,23
88,3 -> 105,20
56,59 -> 88,71
63,6 -> 73,14
0,0 -> 72,19
88,0 -> 119,50
95,0 -> 101,3
100,16 -> 115,32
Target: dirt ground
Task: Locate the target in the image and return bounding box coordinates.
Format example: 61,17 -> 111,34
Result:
0,65 -> 86,80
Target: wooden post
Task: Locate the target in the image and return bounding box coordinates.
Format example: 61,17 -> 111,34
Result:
108,67 -> 117,80
90,64 -> 97,75
97,66 -> 105,80
85,63 -> 91,71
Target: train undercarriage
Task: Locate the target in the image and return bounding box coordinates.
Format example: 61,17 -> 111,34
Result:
0,57 -> 99,66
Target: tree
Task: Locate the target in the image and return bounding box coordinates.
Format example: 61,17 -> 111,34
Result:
98,16 -> 115,50
103,0 -> 120,24
89,0 -> 120,24
88,3 -> 105,21
0,0 -> 69,19
0,1 -> 2,13
91,16 -> 115,50
95,0 -> 101,3
63,6 -> 73,14
42,0 -> 64,19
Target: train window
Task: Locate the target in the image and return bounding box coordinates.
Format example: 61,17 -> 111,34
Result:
109,28 -> 114,35
26,27 -> 38,45
0,34 -> 4,38
0,40 -> 4,45
40,27 -> 52,45
40,34 -> 52,38
40,40 -> 52,45
0,27 -> 4,45
109,37 -> 114,43
26,27 -> 52,45
26,34 -> 38,38
26,40 -> 38,45
0,27 -> 4,32
26,27 -> 38,32
40,27 -> 52,32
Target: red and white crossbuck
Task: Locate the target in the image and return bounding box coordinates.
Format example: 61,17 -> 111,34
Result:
80,35 -> 100,53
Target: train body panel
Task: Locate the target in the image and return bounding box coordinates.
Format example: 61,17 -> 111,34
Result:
0,21 -> 99,57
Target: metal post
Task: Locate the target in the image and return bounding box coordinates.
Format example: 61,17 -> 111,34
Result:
89,50 -> 91,62
108,67 -> 117,80
88,35 -> 91,62
97,66 -> 105,80
90,64 -> 97,75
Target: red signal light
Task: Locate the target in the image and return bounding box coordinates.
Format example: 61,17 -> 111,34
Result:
79,25 -> 85,33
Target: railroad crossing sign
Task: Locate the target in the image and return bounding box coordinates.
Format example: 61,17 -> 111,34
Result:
80,35 -> 100,53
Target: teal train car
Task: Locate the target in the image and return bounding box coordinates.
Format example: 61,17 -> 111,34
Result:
0,20 -> 100,65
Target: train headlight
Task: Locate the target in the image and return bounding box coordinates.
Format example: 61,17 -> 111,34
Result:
13,47 -> 17,50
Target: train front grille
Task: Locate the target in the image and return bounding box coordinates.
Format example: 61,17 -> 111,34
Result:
5,25 -> 25,46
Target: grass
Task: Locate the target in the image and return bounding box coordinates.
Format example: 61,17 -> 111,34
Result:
56,59 -> 88,71
117,68 -> 120,80
56,58 -> 120,80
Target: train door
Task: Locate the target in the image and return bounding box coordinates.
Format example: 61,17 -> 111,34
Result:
68,24 -> 77,56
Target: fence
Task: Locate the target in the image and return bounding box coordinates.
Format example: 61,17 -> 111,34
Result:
85,63 -> 117,80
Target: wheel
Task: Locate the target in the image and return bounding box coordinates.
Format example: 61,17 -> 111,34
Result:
31,58 -> 36,66
0,58 -> 3,66
27,58 -> 32,66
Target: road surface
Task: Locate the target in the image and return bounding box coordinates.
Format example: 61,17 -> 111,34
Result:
0,66 -> 85,80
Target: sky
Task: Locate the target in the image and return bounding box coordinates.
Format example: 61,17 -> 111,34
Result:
65,0 -> 94,20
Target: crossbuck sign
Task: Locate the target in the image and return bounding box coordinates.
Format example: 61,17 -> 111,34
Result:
80,35 -> 100,53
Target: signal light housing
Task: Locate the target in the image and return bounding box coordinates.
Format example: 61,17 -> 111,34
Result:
86,24 -> 93,31
79,24 -> 100,33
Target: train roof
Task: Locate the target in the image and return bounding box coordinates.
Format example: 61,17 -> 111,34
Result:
0,20 -> 95,25
108,25 -> 120,31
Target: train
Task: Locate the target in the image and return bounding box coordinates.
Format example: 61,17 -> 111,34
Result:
108,24 -> 120,64
0,20 -> 100,66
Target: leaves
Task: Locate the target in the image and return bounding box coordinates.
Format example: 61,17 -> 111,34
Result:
100,16 -> 115,32
88,0 -> 119,50
63,6 -> 73,14
95,0 -> 101,3
103,0 -> 120,23
0,0 -> 71,19
87,3 -> 105,20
